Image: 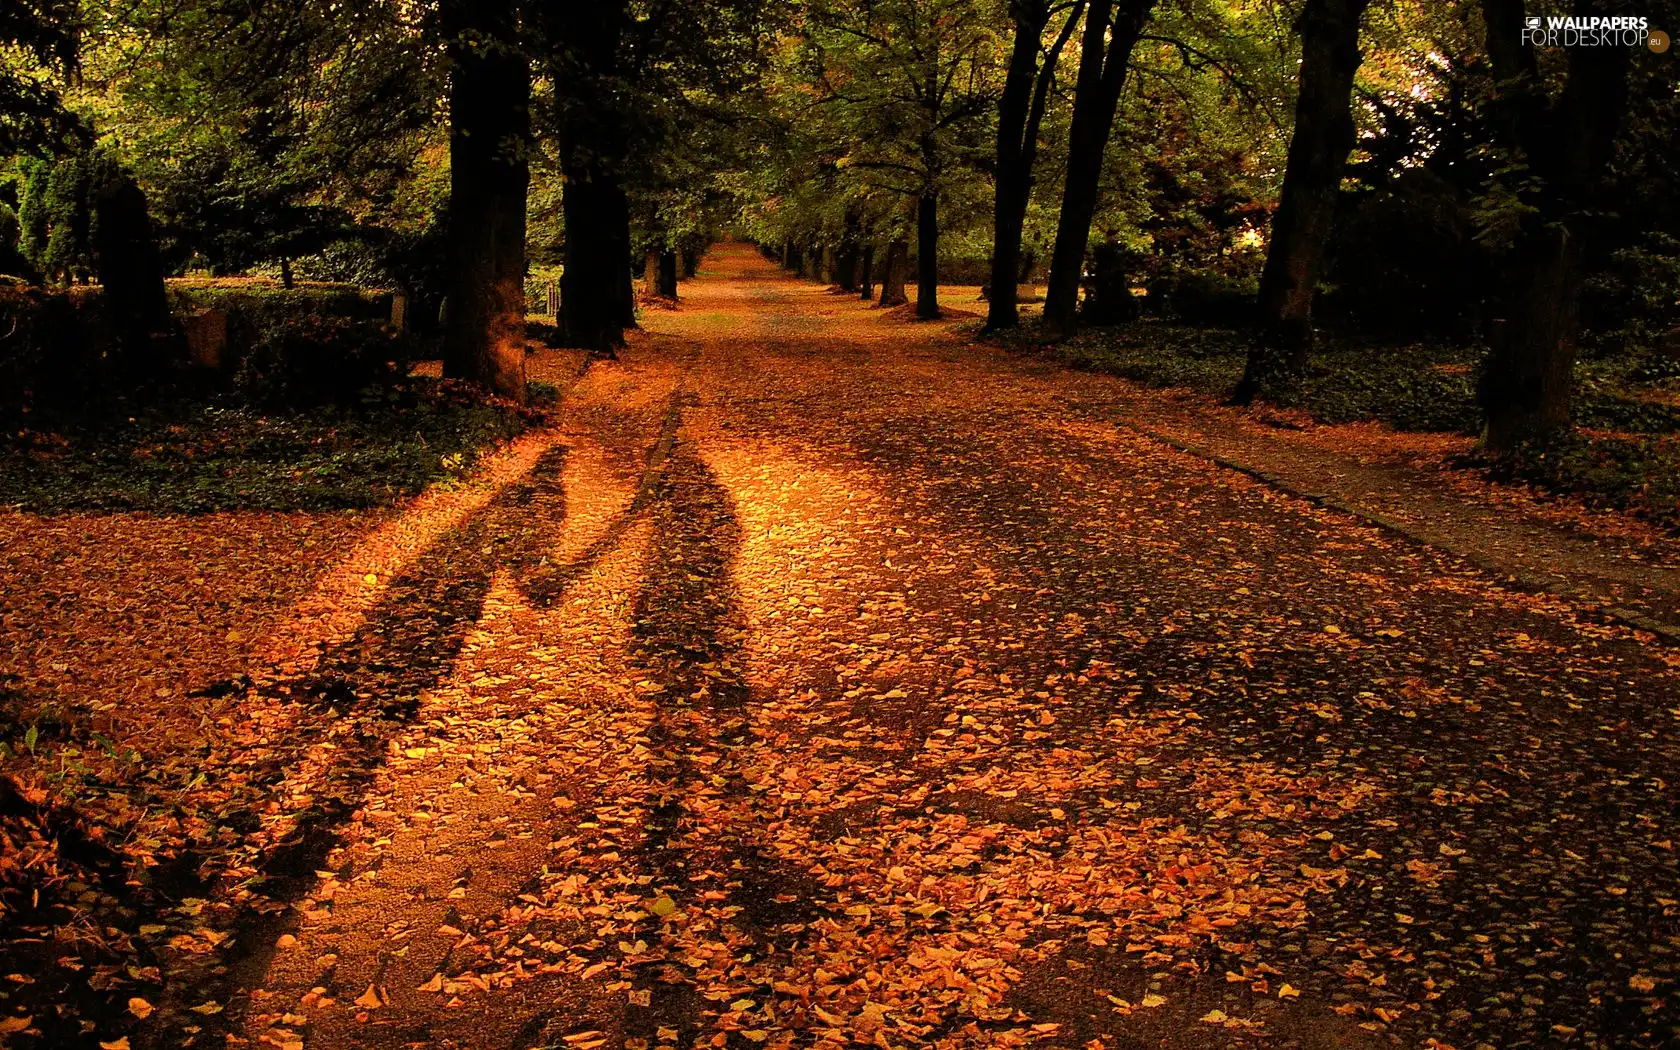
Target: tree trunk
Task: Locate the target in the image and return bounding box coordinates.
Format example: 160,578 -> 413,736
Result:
643,250 -> 661,297
1476,0 -> 1631,449
857,243 -> 875,301
279,255 -> 294,290
915,192 -> 939,320
91,171 -> 173,370
1042,0 -> 1156,339
657,249 -> 678,299
837,243 -> 859,292
880,239 -> 909,306
1481,228 -> 1580,447
837,208 -> 862,292
443,0 -> 529,401
1235,0 -> 1372,403
781,239 -> 795,270
551,0 -> 632,354
613,191 -> 636,328
559,169 -> 630,353
988,0 -> 1084,331
681,244 -> 701,278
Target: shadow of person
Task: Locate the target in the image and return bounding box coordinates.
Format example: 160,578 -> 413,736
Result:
149,395 -> 690,1048
588,443 -> 829,1048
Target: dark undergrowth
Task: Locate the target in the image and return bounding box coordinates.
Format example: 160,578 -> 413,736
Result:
1,378 -> 554,514
984,318 -> 1680,530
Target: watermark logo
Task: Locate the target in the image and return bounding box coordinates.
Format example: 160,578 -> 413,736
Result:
1519,14 -> 1665,49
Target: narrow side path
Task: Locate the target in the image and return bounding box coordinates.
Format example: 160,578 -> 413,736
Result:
1061,391 -> 1680,638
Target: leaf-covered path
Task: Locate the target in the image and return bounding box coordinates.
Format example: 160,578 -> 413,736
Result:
9,245 -> 1680,1050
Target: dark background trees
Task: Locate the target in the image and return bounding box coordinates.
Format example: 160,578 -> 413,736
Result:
0,0 -> 1674,455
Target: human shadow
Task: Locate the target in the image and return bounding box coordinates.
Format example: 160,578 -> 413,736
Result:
586,443 -> 830,1049
21,412 -> 678,1048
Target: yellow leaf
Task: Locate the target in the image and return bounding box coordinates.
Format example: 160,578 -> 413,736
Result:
363,573 -> 379,585
417,973 -> 444,993
127,998 -> 154,1020
1200,1009 -> 1228,1023
100,1040 -> 130,1050
354,984 -> 383,1009
1278,983 -> 1301,999
650,895 -> 677,918
0,1017 -> 32,1035
189,1002 -> 223,1015
1140,994 -> 1166,1008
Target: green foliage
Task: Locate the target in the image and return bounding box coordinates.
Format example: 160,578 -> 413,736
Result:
0,284 -> 98,416
0,0 -> 82,154
1474,432 -> 1680,532
228,315 -> 413,409
1582,236 -> 1680,354
0,381 -> 533,513
75,0 -> 437,276
170,282 -> 392,323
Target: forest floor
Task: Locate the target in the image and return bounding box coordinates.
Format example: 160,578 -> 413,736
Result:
4,244 -> 1680,1050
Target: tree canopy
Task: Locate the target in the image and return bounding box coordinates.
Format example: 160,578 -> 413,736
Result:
0,0 -> 1672,440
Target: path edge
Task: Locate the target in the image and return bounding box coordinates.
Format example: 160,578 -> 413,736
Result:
1117,419 -> 1680,647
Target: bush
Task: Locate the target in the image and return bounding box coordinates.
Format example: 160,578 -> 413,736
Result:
1321,169 -> 1489,340
0,286 -> 102,418
170,281 -> 393,324
1581,236 -> 1680,354
1473,431 -> 1680,530
1146,272 -> 1257,328
230,314 -> 414,408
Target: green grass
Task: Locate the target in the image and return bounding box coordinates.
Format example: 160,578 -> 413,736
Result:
1,381 -> 538,514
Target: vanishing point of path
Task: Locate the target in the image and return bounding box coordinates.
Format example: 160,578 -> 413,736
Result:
115,247 -> 1680,1049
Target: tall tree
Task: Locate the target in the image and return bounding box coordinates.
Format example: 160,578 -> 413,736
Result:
986,0 -> 1084,331
80,0 -> 433,281
1234,0 -> 1372,403
544,0 -> 772,350
442,0 -> 530,401
800,0 -> 1001,320
0,0 -> 81,154
1041,0 -> 1156,338
1476,0 -> 1632,448
545,0 -> 634,353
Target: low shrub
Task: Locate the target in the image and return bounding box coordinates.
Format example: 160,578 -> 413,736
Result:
230,314 -> 414,408
169,281 -> 392,324
1472,431 -> 1680,531
0,287 -> 97,417
0,378 -> 535,513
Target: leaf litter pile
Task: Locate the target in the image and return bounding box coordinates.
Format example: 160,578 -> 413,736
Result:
4,246 -> 1680,1050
